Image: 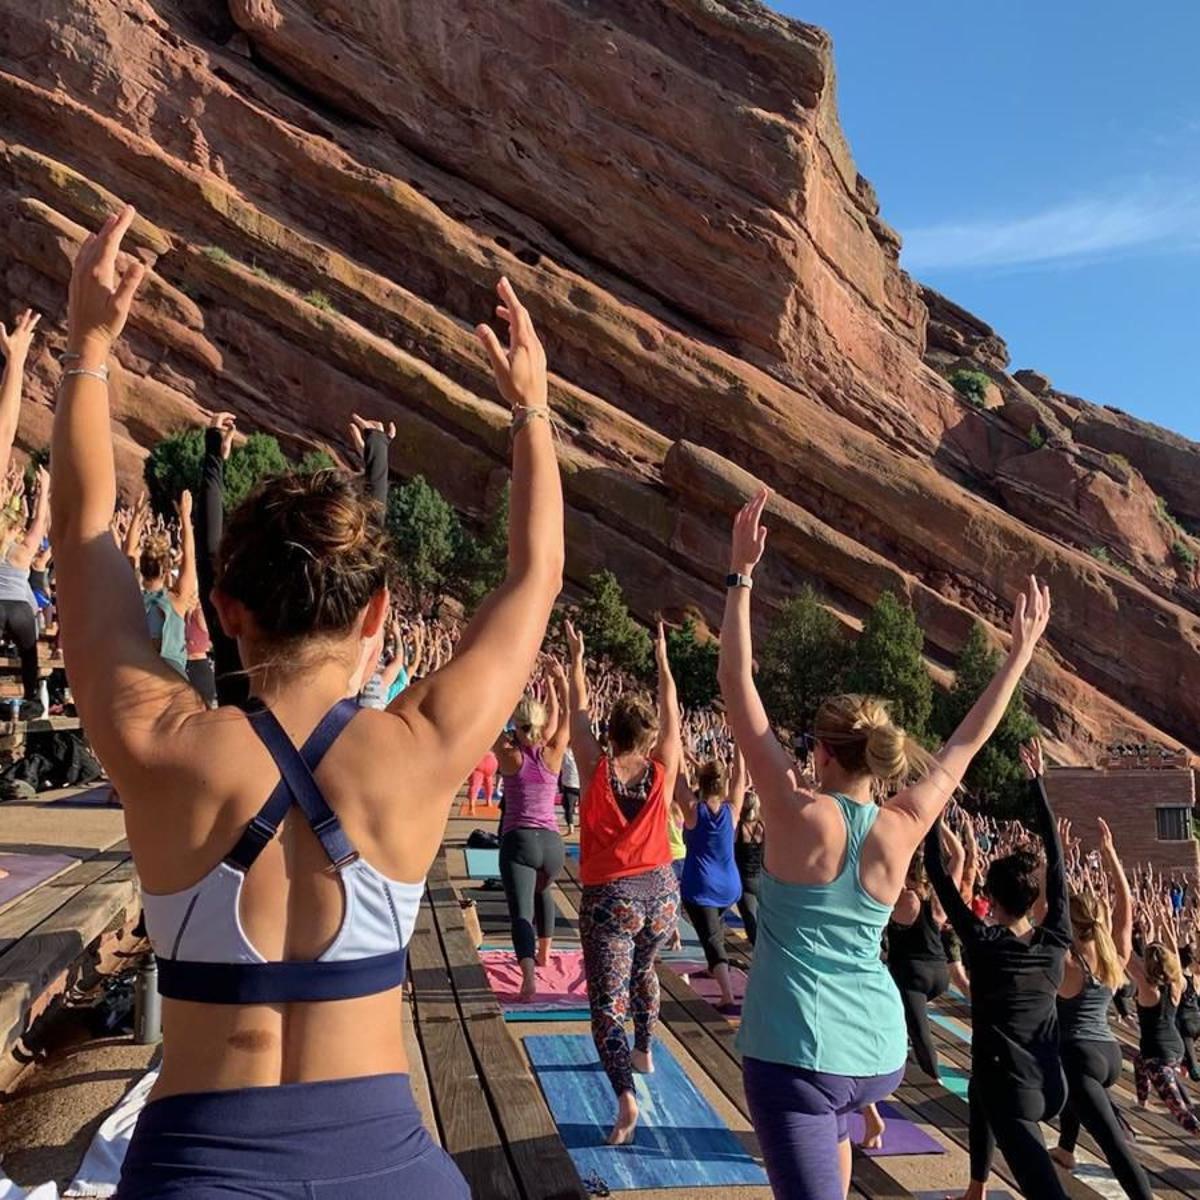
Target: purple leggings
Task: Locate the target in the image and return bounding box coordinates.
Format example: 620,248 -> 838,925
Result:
743,1057 -> 904,1200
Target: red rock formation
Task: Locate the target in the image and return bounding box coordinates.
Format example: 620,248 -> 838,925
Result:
0,0 -> 1195,759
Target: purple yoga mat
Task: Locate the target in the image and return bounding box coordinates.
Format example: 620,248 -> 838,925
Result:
846,1102 -> 945,1157
53,785 -> 118,807
667,960 -> 748,1016
915,1193 -> 1013,1200
0,851 -> 77,907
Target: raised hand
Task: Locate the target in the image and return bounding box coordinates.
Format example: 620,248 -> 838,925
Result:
564,619 -> 585,664
1019,737 -> 1044,780
655,620 -> 669,667
1010,575 -> 1051,663
475,277 -> 547,411
349,412 -> 397,453
176,489 -> 193,522
209,411 -> 237,461
730,489 -> 769,575
67,206 -> 146,356
0,309 -> 41,361
1097,816 -> 1115,856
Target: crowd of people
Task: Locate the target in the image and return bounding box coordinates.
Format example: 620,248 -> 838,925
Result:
0,203 -> 1195,1199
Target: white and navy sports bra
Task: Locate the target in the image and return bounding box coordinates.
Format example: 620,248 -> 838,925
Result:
141,699 -> 423,1005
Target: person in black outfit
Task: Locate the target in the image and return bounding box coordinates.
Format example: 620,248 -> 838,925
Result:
1179,943 -> 1200,1083
733,788 -> 763,945
887,824 -> 964,1083
926,739 -> 1071,1200
195,412 -> 393,708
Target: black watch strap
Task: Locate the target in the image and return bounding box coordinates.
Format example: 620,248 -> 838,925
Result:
726,572 -> 754,590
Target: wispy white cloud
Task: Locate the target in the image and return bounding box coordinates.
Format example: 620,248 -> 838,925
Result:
901,180 -> 1200,272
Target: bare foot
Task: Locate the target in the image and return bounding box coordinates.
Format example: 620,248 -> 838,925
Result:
608,1092 -> 638,1145
517,959 -> 537,1002
1049,1146 -> 1075,1172
536,938 -> 552,968
859,1104 -> 885,1151
631,1047 -> 654,1075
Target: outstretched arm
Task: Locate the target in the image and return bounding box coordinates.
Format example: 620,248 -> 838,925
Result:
0,309 -> 40,479
8,467 -> 51,570
728,742 -> 748,826
1021,740 -> 1071,947
350,414 -> 395,509
565,620 -> 602,787
123,491 -> 147,572
170,491 -> 197,614
886,584 -> 1051,848
653,621 -> 682,778
1097,816 -> 1133,966
924,818 -> 980,942
395,279 -> 563,797
51,208 -> 197,771
541,659 -> 572,775
717,491 -> 798,809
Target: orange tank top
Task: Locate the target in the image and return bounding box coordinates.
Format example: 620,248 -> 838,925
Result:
580,756 -> 671,885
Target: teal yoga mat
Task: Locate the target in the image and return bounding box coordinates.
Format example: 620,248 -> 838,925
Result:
464,846 -> 500,879
526,1035 -> 766,1190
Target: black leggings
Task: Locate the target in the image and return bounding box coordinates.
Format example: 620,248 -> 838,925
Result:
889,958 -> 948,1082
969,1069 -> 1068,1198
187,657 -> 217,708
0,600 -> 38,700
1180,1013 -> 1200,1081
1059,1040 -> 1152,1200
560,787 -> 579,829
499,827 -> 564,961
736,881 -> 759,946
683,900 -> 728,971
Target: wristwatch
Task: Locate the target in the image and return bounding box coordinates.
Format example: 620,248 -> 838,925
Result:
726,573 -> 754,590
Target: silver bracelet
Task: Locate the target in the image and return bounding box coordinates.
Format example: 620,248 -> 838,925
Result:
60,366 -> 110,386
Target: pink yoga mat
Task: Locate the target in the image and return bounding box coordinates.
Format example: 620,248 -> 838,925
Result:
0,851 -> 76,908
480,949 -> 589,1010
668,960 -> 748,1016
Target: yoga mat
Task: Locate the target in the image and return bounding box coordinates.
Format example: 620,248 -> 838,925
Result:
464,847 -> 500,879
657,914 -> 705,962
53,786 -> 117,808
525,1034 -> 767,1190
939,1065 -> 971,1101
505,1007 -> 592,1023
0,852 -> 76,908
462,803 -> 502,820
666,960 -> 747,1016
914,1193 -> 1013,1200
846,1102 -> 944,1156
482,949 -> 589,1011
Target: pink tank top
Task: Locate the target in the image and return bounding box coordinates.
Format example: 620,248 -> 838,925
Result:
500,745 -> 559,836
185,608 -> 211,658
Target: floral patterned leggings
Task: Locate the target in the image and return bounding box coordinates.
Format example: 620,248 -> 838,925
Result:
579,865 -> 680,1096
1134,1056 -> 1200,1133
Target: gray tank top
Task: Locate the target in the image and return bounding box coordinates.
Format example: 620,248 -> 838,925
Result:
1058,961 -> 1114,1044
0,561 -> 36,613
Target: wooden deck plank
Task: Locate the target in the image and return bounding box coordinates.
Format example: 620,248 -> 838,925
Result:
425,856 -> 588,1200
0,855 -> 137,1053
0,842 -> 130,956
407,900 -> 523,1200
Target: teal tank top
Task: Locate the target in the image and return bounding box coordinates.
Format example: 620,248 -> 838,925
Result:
736,793 -> 907,1076
143,590 -> 188,677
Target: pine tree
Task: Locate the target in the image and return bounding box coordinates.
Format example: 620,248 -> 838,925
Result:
844,591 -> 933,737
575,570 -> 652,675
666,618 -> 719,709
758,585 -> 851,734
386,475 -> 462,606
933,621 -> 1038,815
453,485 -> 509,611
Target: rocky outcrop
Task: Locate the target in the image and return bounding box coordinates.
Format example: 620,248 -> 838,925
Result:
0,0 -> 1195,759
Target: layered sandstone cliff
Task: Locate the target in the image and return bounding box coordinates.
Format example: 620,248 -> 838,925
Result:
0,0 -> 1195,758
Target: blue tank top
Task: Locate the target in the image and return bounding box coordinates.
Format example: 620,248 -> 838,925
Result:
143,590 -> 187,676
681,802 -> 741,909
736,793 -> 907,1076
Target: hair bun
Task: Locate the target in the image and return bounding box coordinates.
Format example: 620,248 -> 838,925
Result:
864,720 -> 909,781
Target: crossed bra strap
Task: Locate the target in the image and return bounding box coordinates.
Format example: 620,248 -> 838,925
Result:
224,698 -> 361,871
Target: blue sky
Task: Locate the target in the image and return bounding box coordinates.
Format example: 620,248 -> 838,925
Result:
773,2 -> 1200,440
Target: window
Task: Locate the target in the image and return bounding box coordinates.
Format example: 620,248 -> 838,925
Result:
1155,806 -> 1193,842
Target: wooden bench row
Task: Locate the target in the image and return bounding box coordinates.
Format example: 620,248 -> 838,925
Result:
410,851 -> 588,1200
0,841 -> 138,1085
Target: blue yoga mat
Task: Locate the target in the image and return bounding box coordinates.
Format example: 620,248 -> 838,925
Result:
939,1065 -> 970,1101
465,847 -> 500,879
506,1007 -> 592,1023
525,1034 -> 766,1190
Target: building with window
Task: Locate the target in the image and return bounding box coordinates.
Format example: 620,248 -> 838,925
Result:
1044,764 -> 1198,880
